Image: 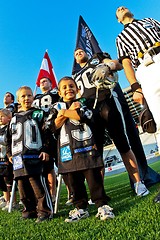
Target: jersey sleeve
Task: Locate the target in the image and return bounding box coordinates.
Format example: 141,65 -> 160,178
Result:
6,123 -> 12,158
77,98 -> 93,123
116,36 -> 131,63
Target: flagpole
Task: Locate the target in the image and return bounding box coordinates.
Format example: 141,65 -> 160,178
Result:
33,85 -> 38,97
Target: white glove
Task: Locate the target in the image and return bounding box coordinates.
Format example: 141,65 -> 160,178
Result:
91,63 -> 111,82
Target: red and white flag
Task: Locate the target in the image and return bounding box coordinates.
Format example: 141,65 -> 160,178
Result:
36,51 -> 58,89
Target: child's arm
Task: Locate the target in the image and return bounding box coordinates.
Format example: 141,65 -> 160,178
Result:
55,102 -> 81,129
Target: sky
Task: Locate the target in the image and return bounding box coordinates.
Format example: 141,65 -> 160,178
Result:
0,0 -> 160,107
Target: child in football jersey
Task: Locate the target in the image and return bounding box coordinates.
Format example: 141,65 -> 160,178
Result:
0,109 -> 18,210
53,76 -> 114,222
33,77 -> 59,203
6,86 -> 53,222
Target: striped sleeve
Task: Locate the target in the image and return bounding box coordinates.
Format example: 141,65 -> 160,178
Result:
116,36 -> 130,62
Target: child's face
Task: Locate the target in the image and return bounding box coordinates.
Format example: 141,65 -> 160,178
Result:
58,79 -> 78,102
18,89 -> 34,110
0,113 -> 11,125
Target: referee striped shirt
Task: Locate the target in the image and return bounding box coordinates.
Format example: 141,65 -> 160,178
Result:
116,18 -> 160,69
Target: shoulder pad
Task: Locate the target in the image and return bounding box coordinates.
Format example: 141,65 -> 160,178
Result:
53,102 -> 66,111
34,94 -> 43,99
50,88 -> 58,94
89,56 -> 101,66
10,115 -> 17,124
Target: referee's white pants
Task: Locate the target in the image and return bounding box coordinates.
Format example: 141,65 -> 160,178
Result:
136,52 -> 160,153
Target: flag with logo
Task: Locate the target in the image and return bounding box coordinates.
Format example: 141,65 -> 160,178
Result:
36,51 -> 58,89
72,15 -> 102,75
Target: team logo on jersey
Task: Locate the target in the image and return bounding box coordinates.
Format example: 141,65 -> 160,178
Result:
60,145 -> 72,162
12,155 -> 23,170
90,58 -> 100,65
32,110 -> 43,122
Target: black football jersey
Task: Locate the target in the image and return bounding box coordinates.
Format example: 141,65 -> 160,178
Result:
0,125 -> 8,161
53,101 -> 103,174
73,53 -> 111,103
33,89 -> 59,113
7,108 -> 51,177
0,125 -> 13,176
6,103 -> 18,115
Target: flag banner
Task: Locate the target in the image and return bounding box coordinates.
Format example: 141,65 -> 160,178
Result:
36,51 -> 58,89
72,15 -> 102,75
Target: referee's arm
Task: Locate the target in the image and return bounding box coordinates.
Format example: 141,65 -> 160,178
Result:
122,58 -> 144,105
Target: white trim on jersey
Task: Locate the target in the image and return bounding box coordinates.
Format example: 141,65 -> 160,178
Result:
40,174 -> 54,215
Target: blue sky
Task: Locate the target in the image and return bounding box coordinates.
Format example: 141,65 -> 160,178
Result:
0,0 -> 160,107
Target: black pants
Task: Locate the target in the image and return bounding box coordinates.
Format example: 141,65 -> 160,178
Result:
68,168 -> 108,209
93,84 -> 160,188
18,174 -> 53,217
115,84 -> 160,187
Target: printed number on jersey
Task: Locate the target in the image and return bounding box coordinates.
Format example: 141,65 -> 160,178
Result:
12,119 -> 42,155
60,119 -> 92,146
33,95 -> 52,112
75,68 -> 94,96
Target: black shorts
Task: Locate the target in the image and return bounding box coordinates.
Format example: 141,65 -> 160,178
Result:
0,175 -> 13,192
0,176 -> 7,191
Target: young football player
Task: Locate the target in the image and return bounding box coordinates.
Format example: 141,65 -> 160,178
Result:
0,109 -> 18,210
33,77 -> 59,203
6,86 -> 53,222
53,76 -> 114,222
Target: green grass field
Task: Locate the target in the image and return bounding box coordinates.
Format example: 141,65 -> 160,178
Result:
0,161 -> 160,240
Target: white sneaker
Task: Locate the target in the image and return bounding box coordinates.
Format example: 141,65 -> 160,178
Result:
88,199 -> 95,205
2,202 -> 20,211
19,200 -> 23,205
65,198 -> 73,206
0,197 -> 5,204
65,208 -> 89,222
2,201 -> 9,211
0,200 -> 7,208
0,196 -> 5,201
96,205 -> 115,220
134,181 -> 149,197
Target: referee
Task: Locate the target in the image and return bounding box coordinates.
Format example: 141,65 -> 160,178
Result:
116,6 -> 160,203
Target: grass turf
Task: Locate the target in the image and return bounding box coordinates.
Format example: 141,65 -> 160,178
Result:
0,161 -> 160,240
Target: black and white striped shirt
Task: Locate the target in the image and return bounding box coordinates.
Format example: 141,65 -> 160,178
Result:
116,18 -> 160,68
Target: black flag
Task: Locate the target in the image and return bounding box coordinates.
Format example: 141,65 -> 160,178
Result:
72,15 -> 102,75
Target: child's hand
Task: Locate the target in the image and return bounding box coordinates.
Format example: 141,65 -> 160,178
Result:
57,109 -> 65,117
39,152 -> 49,161
69,102 -> 80,110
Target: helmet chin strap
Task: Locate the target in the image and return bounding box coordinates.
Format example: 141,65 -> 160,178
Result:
93,87 -> 99,109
